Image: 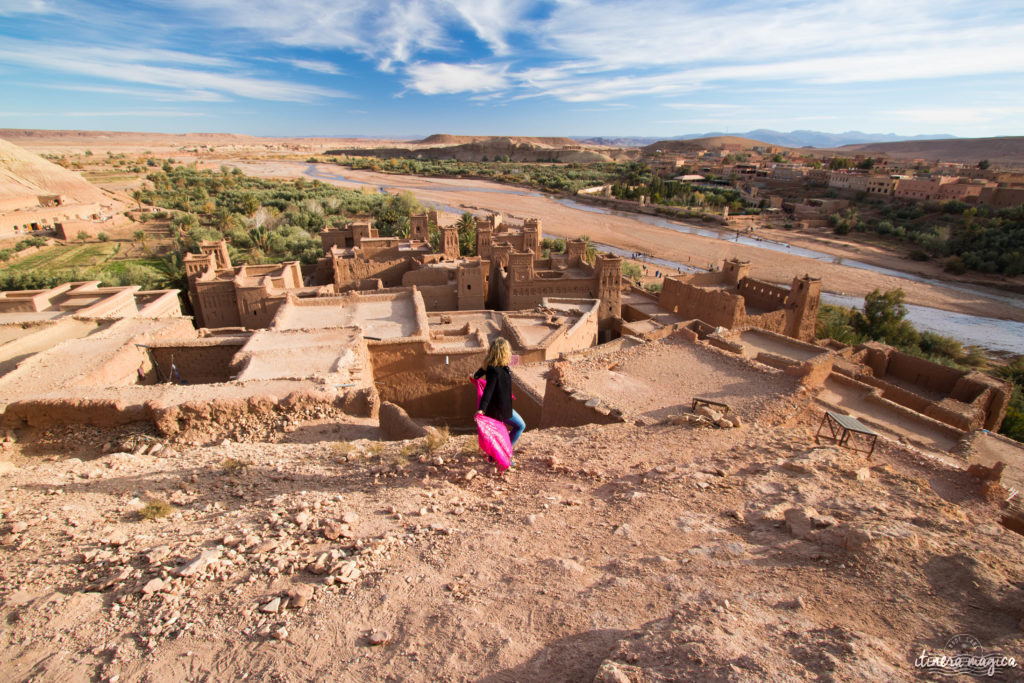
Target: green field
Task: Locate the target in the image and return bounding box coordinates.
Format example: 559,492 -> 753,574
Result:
2,243 -> 121,272
0,242 -> 166,289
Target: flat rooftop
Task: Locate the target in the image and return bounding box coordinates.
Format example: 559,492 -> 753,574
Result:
233,327 -> 370,384
272,294 -> 421,339
563,334 -> 799,422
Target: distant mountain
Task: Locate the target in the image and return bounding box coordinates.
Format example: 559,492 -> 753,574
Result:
835,137 -> 1024,165
576,130 -> 957,148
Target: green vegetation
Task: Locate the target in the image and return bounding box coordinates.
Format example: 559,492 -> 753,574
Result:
830,202 -> 1024,276
337,156 -> 621,194
2,166 -> 427,293
622,261 -> 643,282
816,288 -> 1021,442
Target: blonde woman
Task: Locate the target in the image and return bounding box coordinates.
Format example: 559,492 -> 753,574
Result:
474,338 -> 525,453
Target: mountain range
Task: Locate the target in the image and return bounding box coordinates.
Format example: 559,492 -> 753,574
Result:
578,130 -> 956,149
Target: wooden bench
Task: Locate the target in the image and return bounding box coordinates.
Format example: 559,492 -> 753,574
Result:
816,410 -> 878,457
692,397 -> 730,415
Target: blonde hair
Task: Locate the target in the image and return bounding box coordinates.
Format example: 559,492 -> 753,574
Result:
484,338 -> 511,368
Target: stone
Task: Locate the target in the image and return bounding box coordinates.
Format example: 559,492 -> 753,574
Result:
341,512 -> 359,525
260,597 -> 282,614
716,418 -> 734,429
784,507 -> 818,540
696,405 -> 722,422
613,524 -> 632,538
731,414 -> 743,428
286,584 -> 314,609
176,549 -> 221,577
140,578 -> 165,595
294,510 -> 312,526
367,630 -> 389,646
418,507 -> 429,517
855,468 -> 871,481
145,545 -> 171,565
273,626 -> 289,641
9,521 -> 28,534
323,522 -> 345,541
464,469 -> 477,482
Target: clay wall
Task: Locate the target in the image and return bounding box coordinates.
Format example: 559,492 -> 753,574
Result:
883,350 -> 963,394
194,279 -> 241,328
333,257 -> 412,289
658,278 -> 742,328
368,339 -> 485,423
415,285 -> 459,312
502,277 -> 597,312
743,310 -> 788,336
510,373 -> 544,429
539,365 -> 621,429
148,340 -> 247,384
403,268 -> 453,286
737,278 -> 789,310
235,285 -> 286,330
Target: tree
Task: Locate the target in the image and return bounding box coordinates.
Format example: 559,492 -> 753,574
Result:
857,157 -> 875,170
132,189 -> 144,210
133,229 -> 147,253
456,212 -> 476,256
852,288 -> 920,347
97,232 -> 110,242
978,159 -> 991,170
579,235 -> 598,265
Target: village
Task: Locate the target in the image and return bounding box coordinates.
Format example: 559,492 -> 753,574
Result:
1,130 -> 1024,680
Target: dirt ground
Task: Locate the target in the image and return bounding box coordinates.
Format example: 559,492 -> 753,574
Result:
223,161 -> 1024,325
0,402 -> 1021,681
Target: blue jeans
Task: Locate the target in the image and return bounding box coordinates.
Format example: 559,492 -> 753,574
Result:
505,410 -> 525,446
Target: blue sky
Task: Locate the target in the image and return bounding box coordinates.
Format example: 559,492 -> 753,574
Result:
1,0 -> 1023,138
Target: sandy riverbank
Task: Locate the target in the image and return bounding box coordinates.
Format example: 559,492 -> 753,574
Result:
228,160 -> 1024,325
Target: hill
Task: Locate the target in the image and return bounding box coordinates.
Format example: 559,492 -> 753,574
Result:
577,131 -> 956,149
329,136 -> 619,163
0,137 -> 108,204
641,136 -> 781,155
835,136 -> 1024,165
414,134 -> 579,148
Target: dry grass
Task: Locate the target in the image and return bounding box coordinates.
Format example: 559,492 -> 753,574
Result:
220,457 -> 248,472
139,499 -> 174,520
424,426 -> 450,453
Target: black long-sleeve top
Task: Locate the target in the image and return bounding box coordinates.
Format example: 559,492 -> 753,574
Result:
474,365 -> 514,421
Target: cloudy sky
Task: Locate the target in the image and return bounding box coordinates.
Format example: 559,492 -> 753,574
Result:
1,0 -> 1022,138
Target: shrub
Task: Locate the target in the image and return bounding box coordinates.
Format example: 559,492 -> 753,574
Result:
97,232 -> 110,242
424,426 -> 450,453
139,499 -> 174,520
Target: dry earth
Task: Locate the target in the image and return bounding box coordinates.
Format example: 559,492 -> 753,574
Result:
0,397 -> 1022,681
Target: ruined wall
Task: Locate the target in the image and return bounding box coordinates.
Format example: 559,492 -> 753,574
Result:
742,310 -> 788,336
882,350 -> 964,394
658,278 -> 742,328
148,340 -> 247,384
539,364 -> 621,429
369,339 -> 486,423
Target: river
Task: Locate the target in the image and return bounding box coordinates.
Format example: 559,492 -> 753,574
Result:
299,163 -> 1024,355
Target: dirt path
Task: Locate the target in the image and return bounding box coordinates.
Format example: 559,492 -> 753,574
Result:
230,160 -> 1024,325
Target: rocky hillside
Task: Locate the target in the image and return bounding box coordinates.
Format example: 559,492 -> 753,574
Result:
0,401 -> 1019,681
0,138 -> 109,204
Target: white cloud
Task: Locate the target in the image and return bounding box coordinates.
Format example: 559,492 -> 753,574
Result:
0,0 -> 61,15
0,39 -> 349,102
37,83 -> 228,102
286,59 -> 342,75
404,62 -> 509,95
884,106 -> 1024,125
